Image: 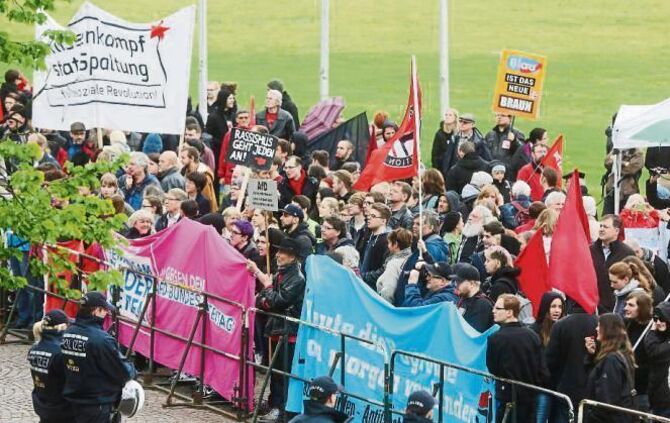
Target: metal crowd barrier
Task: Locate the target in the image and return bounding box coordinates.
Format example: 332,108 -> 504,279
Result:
3,245 -> 667,423
578,400 -> 670,423
389,349 -> 575,423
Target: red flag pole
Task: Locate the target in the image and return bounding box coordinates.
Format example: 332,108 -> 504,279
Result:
411,56 -> 423,259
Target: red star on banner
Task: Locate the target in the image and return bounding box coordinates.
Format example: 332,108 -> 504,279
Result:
150,21 -> 170,40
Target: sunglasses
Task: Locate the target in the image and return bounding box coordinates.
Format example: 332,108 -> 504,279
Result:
653,316 -> 666,323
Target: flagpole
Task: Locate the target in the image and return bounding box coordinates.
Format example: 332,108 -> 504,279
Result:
198,0 -> 208,124
412,56 -> 423,259
319,0 -> 330,100
438,0 -> 449,115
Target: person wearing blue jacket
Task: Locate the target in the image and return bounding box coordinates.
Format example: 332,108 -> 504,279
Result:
61,292 -> 137,423
402,261 -> 458,307
27,309 -> 75,423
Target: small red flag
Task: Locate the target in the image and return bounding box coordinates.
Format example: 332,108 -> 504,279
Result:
354,60 -> 421,191
515,229 -> 551,317
548,170 -> 599,313
541,134 -> 564,187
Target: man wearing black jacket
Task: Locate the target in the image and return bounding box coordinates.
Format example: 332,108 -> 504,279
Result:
454,264 -> 493,332
545,299 -> 598,422
359,203 -> 391,289
590,215 -> 635,312
278,156 -> 319,210
280,204 -> 317,261
62,292 -> 137,423
248,238 -> 306,422
445,141 -> 489,195
484,113 -> 525,169
486,294 -> 545,423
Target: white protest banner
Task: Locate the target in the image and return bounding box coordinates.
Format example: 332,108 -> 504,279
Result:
247,179 -> 279,211
32,2 -> 195,135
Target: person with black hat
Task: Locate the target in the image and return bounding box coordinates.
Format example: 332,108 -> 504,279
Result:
62,291 -> 137,423
280,203 -> 317,260
402,261 -> 458,307
403,390 -> 436,423
289,376 -> 350,423
247,238 -> 306,422
27,309 -> 75,423
453,263 -> 494,332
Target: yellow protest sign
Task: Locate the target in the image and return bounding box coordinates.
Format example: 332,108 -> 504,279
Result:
492,49 -> 547,120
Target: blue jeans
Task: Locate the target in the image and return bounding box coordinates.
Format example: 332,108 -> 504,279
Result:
535,393 -> 551,423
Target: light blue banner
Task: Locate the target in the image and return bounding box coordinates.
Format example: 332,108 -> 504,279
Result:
287,255 -> 498,423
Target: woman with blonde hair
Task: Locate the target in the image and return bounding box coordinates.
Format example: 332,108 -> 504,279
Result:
28,309 -> 74,422
622,255 -> 666,305
533,208 -> 559,262
609,262 -> 645,317
122,209 -> 155,239
431,107 -> 460,180
318,197 -> 341,221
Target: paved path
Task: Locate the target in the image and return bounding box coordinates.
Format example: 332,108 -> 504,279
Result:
0,334 -> 238,422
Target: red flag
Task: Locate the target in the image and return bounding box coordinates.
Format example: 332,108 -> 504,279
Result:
515,229 -> 551,317
353,59 -> 421,191
548,170 -> 599,313
249,95 -> 256,126
364,124 -> 378,166
541,134 -> 563,187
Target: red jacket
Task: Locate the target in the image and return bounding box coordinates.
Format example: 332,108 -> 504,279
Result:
516,162 -> 544,201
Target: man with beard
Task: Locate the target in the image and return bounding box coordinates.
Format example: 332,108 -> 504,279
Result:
457,205 -> 495,263
516,143 -> 548,201
158,151 -> 185,192
279,204 -> 316,261
388,181 -> 414,230
454,263 -> 494,332
331,170 -> 354,203
331,140 -> 356,171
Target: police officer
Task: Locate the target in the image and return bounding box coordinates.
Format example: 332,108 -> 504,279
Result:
61,291 -> 137,423
289,376 -> 350,423
27,309 -> 75,423
403,390 -> 436,423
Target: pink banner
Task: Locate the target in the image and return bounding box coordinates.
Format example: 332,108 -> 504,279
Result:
106,219 -> 255,409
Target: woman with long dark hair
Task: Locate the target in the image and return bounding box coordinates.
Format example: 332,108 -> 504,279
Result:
624,291 -> 653,413
421,168 -> 446,211
530,292 -> 565,423
584,313 -> 636,423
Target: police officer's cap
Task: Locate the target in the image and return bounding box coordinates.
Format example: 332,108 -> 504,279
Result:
43,309 -> 69,326
81,291 -> 116,312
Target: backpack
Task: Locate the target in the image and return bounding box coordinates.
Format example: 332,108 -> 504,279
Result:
511,201 -> 531,227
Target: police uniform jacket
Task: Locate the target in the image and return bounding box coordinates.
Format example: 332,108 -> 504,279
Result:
61,315 -> 137,405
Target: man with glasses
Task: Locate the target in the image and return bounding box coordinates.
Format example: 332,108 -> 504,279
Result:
484,113 -> 525,169
230,220 -> 258,260
487,294 -> 545,423
360,203 -> 391,289
155,188 -> 187,231
402,261 -> 458,307
316,216 -> 355,257
279,204 -> 316,261
278,156 -> 319,210
458,113 -> 491,161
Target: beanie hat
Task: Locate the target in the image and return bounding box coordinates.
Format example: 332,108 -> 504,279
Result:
442,211 -> 462,233
492,164 -> 506,174
142,133 -> 163,155
470,171 -> 493,188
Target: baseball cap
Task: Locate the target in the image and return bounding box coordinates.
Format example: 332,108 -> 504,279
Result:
424,261 -> 452,279
70,122 -> 86,132
407,390 -> 435,415
81,291 -> 116,312
282,204 -> 304,221
43,309 -> 69,326
308,376 -> 342,400
450,263 -> 480,284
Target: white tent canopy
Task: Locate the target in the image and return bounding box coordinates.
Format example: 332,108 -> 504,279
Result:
612,97 -> 670,149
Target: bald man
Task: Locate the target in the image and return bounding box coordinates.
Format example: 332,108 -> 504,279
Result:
158,151 -> 185,191
332,140 -> 356,170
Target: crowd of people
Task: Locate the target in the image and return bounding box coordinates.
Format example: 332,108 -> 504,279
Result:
3,67 -> 670,422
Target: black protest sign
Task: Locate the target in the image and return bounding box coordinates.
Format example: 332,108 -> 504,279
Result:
226,128 -> 278,171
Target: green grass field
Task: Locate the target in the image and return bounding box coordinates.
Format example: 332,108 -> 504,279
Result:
3,0 -> 670,197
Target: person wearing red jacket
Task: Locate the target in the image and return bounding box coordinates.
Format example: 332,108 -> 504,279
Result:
516,143 -> 547,201
217,110 -> 251,197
